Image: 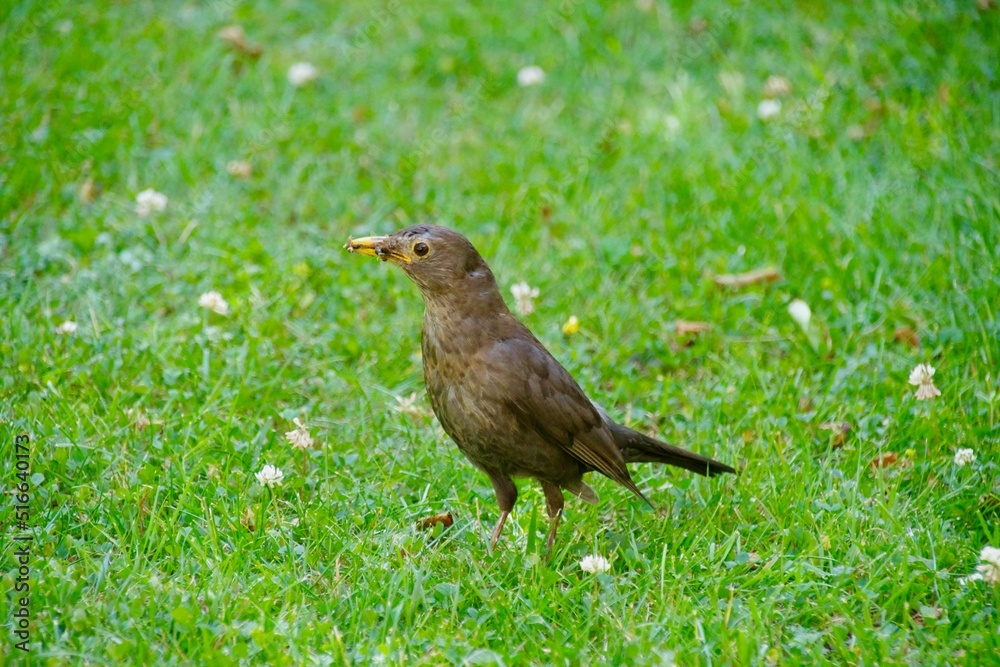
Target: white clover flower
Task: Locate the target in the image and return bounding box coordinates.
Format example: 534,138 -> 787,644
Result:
198,291 -> 229,315
517,65 -> 545,87
763,75 -> 792,98
284,418 -> 314,450
908,363 -> 935,385
977,546 -> 1000,585
757,99 -> 781,121
256,464 -> 284,488
135,189 -> 168,217
788,299 -> 811,330
287,62 -> 319,87
846,125 -> 866,141
510,281 -> 540,316
226,160 -> 252,179
55,320 -> 78,335
392,392 -> 429,419
217,24 -> 247,47
580,554 -> 611,574
908,363 -> 941,401
954,448 -> 976,467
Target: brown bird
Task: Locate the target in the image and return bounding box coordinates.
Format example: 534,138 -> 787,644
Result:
345,224 -> 734,552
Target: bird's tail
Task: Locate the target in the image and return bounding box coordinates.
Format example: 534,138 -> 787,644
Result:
609,422 -> 735,477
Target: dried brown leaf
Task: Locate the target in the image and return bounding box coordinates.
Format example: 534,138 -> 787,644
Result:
417,512 -> 454,531
869,452 -> 898,470
819,421 -> 851,448
241,506 -> 255,533
217,24 -> 263,58
712,267 -> 781,288
893,326 -> 920,349
687,17 -> 709,35
350,105 -> 370,125
79,176 -> 97,203
676,320 -> 712,335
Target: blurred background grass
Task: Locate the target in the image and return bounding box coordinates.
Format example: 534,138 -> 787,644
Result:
1,0 -> 999,664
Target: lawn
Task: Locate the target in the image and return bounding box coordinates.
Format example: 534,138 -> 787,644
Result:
2,0 -> 999,664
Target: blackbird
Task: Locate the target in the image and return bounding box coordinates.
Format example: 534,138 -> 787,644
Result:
345,224 -> 734,552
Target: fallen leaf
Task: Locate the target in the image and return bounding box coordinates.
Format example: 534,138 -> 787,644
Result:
711,267 -> 781,288
869,452 -> 898,470
217,24 -> 263,58
819,421 -> 851,448
241,506 -> 255,533
936,83 -> 951,104
417,512 -> 454,531
350,105 -> 370,124
676,320 -> 712,335
226,160 -> 252,179
893,326 -> 920,349
687,17 -> 709,34
798,397 -> 814,413
910,605 -> 942,627
864,98 -> 885,113
79,176 -> 96,203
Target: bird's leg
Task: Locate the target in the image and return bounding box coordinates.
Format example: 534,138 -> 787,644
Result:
487,473 -> 517,552
540,481 -> 565,558
489,511 -> 509,550
544,510 -> 562,554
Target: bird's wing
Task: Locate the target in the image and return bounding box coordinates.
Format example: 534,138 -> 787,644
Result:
483,334 -> 650,505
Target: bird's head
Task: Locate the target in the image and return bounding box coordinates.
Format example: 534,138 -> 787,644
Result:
344,224 -> 503,309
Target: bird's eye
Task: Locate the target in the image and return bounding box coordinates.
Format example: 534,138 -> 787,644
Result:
413,242 -> 430,257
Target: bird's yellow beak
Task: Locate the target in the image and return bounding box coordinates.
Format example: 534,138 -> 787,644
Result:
343,235 -> 412,263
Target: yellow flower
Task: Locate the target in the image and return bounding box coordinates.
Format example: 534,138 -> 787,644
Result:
562,315 -> 579,335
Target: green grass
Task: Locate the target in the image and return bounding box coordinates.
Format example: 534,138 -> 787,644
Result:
2,0 -> 1000,663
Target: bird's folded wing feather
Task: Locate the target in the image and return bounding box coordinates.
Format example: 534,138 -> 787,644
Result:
483,336 -> 646,499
